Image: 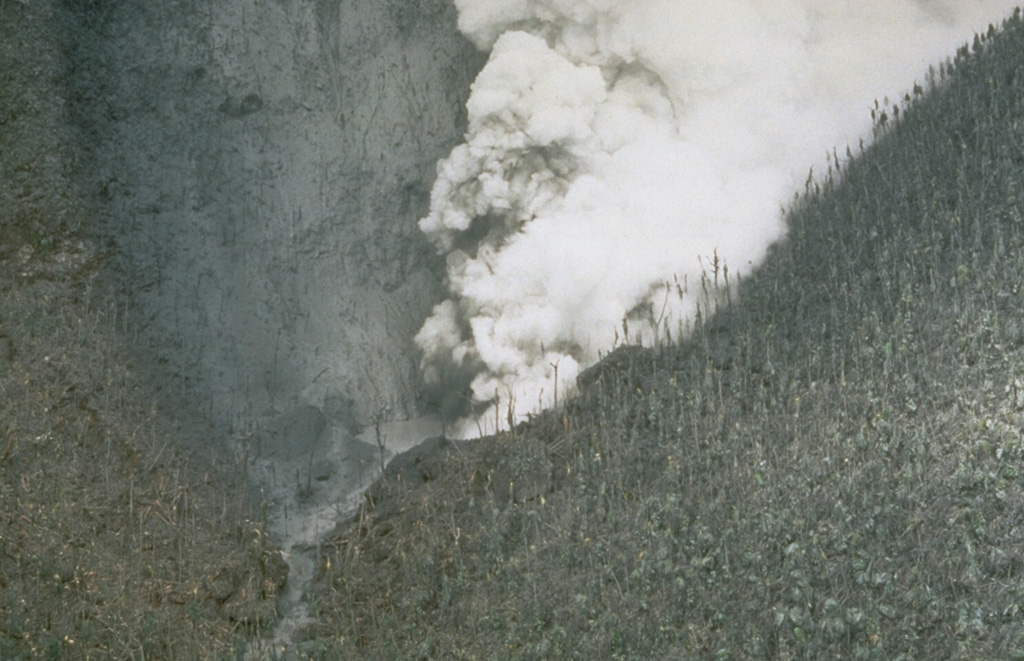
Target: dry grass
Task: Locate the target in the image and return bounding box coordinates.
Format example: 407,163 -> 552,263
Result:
0,237 -> 287,661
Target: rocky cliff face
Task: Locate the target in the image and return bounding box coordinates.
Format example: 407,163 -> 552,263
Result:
66,0 -> 483,431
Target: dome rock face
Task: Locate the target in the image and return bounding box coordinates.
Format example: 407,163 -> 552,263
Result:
70,0 -> 484,430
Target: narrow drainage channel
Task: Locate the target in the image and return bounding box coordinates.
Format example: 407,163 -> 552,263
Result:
243,412 -> 444,658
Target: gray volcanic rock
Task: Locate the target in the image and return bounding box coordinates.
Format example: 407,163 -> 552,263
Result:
257,405 -> 328,462
66,0 -> 484,430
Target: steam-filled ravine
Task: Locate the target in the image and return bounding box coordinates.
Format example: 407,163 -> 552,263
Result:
11,0 -> 1020,656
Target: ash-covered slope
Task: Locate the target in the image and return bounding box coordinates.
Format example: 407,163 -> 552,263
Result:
66,0 -> 483,431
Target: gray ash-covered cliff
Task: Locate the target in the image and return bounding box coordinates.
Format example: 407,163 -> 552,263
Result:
65,0 -> 483,431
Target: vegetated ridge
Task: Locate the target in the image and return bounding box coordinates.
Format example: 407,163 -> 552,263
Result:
311,10 -> 1024,659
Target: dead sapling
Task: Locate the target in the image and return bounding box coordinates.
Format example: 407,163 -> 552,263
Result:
373,404 -> 390,485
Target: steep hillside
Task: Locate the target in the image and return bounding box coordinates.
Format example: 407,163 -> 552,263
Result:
1,0 -> 481,657
314,9 -> 1024,659
1,3 -> 285,656
64,0 -> 482,430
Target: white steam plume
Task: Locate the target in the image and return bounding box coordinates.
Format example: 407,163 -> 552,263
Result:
417,0 -> 1017,437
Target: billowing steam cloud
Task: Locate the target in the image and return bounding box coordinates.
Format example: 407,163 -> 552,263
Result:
417,0 -> 1017,436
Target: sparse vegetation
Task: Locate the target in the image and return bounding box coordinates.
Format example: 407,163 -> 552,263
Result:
0,239 -> 287,660
310,9 -> 1024,659
1,2 -> 284,658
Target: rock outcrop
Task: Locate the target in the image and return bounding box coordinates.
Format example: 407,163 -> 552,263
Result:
65,0 -> 484,430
